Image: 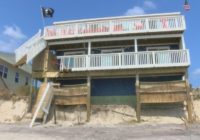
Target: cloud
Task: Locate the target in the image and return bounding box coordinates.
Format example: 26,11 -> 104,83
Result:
125,6 -> 145,16
124,0 -> 157,16
3,25 -> 26,39
0,39 -> 18,52
193,68 -> 200,77
0,25 -> 26,53
144,1 -> 157,9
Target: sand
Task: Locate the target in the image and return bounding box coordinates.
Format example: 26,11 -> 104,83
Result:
49,104 -> 185,126
0,99 -> 28,123
0,96 -> 199,126
193,99 -> 200,121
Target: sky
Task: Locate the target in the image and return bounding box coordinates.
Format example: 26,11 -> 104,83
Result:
0,0 -> 199,87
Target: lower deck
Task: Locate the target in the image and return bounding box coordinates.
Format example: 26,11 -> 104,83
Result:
53,74 -> 184,106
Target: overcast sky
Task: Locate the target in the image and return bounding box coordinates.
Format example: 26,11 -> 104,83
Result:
0,0 -> 199,87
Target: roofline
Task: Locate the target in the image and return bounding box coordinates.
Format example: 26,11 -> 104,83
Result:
0,58 -> 31,74
53,12 -> 181,25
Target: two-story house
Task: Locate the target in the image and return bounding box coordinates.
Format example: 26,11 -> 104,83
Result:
15,12 -> 193,123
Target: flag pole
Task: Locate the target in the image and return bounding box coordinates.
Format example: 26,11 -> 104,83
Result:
40,5 -> 45,27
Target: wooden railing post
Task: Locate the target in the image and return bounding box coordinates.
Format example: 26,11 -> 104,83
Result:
152,51 -> 156,65
87,76 -> 91,122
119,53 -> 121,67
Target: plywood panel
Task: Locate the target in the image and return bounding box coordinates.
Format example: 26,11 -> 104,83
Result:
140,93 -> 186,103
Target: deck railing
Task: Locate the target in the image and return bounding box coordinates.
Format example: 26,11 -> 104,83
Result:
44,14 -> 185,40
15,30 -> 47,63
57,49 -> 190,71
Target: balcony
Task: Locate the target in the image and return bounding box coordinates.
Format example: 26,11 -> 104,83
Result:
57,49 -> 190,72
44,13 -> 185,40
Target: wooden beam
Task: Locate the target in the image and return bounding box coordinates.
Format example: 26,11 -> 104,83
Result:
32,67 -> 187,78
136,74 -> 141,122
87,76 -> 91,122
14,55 -> 27,67
48,34 -> 182,46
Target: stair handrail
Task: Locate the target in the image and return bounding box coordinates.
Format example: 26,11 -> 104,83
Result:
29,82 -> 51,128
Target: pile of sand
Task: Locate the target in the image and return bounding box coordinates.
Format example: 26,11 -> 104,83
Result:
193,99 -> 200,121
0,99 -> 29,123
50,105 -> 136,126
50,105 -> 185,126
0,88 -> 12,100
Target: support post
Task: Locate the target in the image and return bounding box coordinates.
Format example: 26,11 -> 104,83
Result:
44,47 -> 49,83
185,70 -> 193,122
181,35 -> 186,50
134,39 -> 138,66
87,76 -> 91,122
136,74 -> 141,122
134,39 -> 138,52
28,78 -> 34,112
53,100 -> 57,124
87,42 -> 91,69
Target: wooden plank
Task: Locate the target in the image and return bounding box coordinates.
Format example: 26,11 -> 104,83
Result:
136,74 -> 141,122
138,90 -> 186,94
54,96 -> 87,105
87,76 -> 91,122
140,93 -> 186,103
32,67 -> 187,78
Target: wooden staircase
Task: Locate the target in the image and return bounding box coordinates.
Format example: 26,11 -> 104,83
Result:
30,83 -> 91,127
30,82 -> 54,127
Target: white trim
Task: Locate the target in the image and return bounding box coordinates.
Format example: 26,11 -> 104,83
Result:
181,35 -> 186,50
134,39 -> 138,52
54,12 -> 181,25
146,46 -> 170,51
88,42 -> 91,55
48,34 -> 182,46
30,83 -> 51,128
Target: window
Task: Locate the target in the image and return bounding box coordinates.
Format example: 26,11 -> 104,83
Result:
3,67 -> 8,78
101,48 -> 123,53
15,72 -> 19,83
146,46 -> 170,51
0,65 -> 3,77
0,65 -> 8,79
25,76 -> 29,85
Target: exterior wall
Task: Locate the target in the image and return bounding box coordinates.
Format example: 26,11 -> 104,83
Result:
58,78 -> 136,106
0,59 -> 31,91
58,75 -> 183,107
91,78 -> 136,106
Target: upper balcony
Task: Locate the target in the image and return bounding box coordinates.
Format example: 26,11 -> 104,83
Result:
57,49 -> 190,72
44,12 -> 185,40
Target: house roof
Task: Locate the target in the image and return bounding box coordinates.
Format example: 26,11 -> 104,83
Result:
0,52 -> 32,74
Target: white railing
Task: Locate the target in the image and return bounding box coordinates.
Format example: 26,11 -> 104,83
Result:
44,14 -> 185,40
15,30 -> 47,63
57,50 -> 190,71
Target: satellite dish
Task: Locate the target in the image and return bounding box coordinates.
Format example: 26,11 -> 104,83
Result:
184,0 -> 190,11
